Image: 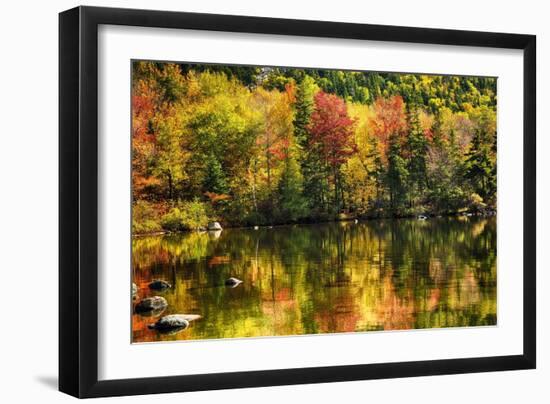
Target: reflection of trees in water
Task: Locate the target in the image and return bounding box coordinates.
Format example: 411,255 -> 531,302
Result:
132,217 -> 497,342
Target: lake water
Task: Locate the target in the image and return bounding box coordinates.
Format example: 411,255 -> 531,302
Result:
132,217 -> 496,343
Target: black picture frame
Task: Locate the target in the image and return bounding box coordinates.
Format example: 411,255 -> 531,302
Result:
59,5 -> 536,398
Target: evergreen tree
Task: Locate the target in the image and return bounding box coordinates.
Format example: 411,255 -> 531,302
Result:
277,156 -> 308,222
203,154 -> 228,195
293,76 -> 325,214
464,129 -> 495,202
293,76 -> 316,147
386,135 -> 409,213
405,103 -> 428,208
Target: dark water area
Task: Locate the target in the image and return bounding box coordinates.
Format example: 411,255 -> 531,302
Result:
132,216 -> 496,343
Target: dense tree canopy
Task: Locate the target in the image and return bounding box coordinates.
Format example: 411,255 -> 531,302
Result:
131,61 -> 497,233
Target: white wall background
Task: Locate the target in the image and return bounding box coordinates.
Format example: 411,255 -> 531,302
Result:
0,0 -> 546,402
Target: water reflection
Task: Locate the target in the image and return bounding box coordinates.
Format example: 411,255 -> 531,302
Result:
132,217 -> 496,343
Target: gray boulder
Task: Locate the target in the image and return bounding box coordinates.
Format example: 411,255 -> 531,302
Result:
148,314 -> 201,332
208,221 -> 223,231
135,296 -> 168,313
148,279 -> 171,290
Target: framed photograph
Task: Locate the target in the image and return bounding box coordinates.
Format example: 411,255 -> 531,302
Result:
59,6 -> 536,398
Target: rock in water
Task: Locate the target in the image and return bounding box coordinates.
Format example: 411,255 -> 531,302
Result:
132,282 -> 138,298
135,296 -> 168,313
208,221 -> 223,231
225,277 -> 243,287
148,314 -> 202,331
149,315 -> 189,332
417,215 -> 428,220
148,279 -> 171,290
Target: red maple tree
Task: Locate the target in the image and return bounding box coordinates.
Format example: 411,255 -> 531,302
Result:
308,91 -> 356,169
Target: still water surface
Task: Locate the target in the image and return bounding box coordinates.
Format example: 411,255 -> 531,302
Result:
132,217 -> 496,343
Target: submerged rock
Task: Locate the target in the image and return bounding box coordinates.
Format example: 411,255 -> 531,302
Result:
225,277 -> 243,288
135,296 -> 168,313
208,221 -> 223,231
148,279 -> 171,290
148,314 -> 201,332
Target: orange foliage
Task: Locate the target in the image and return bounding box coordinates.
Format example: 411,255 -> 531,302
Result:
369,96 -> 408,165
204,191 -> 231,203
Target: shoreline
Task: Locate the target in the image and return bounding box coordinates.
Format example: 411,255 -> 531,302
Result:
132,209 -> 496,237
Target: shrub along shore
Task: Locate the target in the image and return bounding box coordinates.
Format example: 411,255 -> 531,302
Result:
132,198 -> 495,236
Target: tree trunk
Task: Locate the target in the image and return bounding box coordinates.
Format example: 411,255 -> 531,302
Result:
334,168 -> 338,211
167,171 -> 173,200
252,158 -> 258,213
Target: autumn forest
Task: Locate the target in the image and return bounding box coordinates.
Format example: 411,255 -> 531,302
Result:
131,61 -> 497,233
